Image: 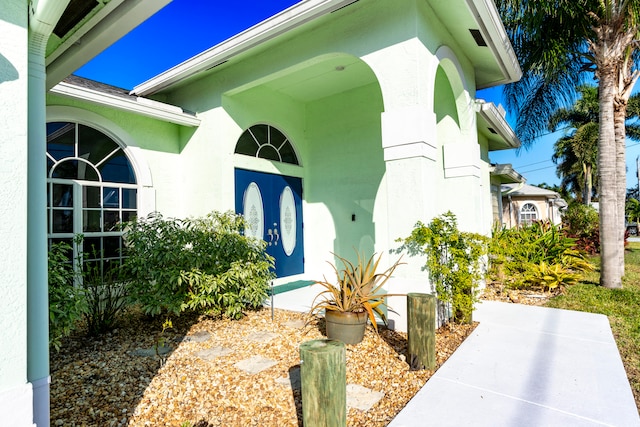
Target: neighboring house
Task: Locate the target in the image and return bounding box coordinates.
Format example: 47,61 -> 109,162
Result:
1,1 -> 521,424
501,183 -> 568,228
490,163 -> 525,226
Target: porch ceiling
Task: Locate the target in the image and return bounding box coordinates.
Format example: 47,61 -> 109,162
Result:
262,56 -> 377,102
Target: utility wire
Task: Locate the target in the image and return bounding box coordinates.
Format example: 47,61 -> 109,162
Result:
508,138 -> 640,171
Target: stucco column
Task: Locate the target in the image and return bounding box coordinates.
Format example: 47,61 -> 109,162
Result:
363,39 -> 440,331
380,106 -> 439,331
28,2 -> 71,425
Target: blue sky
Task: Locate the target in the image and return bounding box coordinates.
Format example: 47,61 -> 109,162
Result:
75,0 -> 640,190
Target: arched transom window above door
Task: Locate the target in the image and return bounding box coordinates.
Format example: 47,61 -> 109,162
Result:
235,124 -> 299,165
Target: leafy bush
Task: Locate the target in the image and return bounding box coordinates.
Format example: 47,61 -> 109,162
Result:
122,211 -> 274,318
48,241 -> 86,351
562,203 -> 600,254
488,221 -> 594,291
523,261 -> 581,292
79,236 -> 128,336
398,212 -> 487,324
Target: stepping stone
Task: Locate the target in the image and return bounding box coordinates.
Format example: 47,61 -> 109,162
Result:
283,319 -> 305,329
275,366 -> 301,389
196,346 -> 233,360
131,345 -> 172,357
244,331 -> 278,343
346,384 -> 385,411
183,331 -> 211,343
234,356 -> 277,375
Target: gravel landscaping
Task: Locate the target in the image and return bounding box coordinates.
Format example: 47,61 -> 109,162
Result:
51,308 -> 476,426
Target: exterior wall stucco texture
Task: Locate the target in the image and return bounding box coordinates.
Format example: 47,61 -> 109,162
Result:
1,0 -> 29,392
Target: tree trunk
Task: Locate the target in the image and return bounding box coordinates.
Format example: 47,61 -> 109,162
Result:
584,163 -> 592,206
614,100 -> 628,276
598,70 -> 623,289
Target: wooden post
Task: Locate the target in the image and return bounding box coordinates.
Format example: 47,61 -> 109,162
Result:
300,339 -> 346,427
407,293 -> 436,370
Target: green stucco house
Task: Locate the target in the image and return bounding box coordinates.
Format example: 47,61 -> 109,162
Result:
1,0 -> 520,424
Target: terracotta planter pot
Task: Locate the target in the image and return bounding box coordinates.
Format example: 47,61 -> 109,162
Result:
324,310 -> 368,345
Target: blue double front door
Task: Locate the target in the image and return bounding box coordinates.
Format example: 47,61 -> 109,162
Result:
234,168 -> 304,277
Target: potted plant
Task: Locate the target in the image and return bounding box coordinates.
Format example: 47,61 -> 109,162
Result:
310,252 -> 403,344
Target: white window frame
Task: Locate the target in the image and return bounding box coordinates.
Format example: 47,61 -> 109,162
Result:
519,202 -> 539,225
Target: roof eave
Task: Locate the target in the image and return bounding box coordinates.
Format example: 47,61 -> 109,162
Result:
477,100 -> 520,151
45,0 -> 172,90
467,0 -> 522,88
134,0 -> 522,96
131,0 -> 357,96
490,163 -> 525,184
50,81 -> 200,127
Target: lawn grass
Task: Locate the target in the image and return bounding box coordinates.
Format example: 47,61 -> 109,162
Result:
546,242 -> 640,410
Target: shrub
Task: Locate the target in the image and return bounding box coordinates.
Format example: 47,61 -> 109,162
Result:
398,212 -> 487,324
48,241 -> 86,351
122,211 -> 274,318
562,203 -> 600,254
488,221 -> 594,291
79,235 -> 128,336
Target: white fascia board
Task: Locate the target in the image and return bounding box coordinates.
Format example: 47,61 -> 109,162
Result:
467,0 -> 522,87
476,99 -> 520,150
45,0 -> 127,65
50,82 -> 200,127
490,163 -> 525,183
132,0 -> 357,96
45,0 -> 172,90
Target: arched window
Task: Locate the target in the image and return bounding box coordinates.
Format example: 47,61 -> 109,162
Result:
46,122 -> 137,273
235,124 -> 299,165
520,203 -> 538,225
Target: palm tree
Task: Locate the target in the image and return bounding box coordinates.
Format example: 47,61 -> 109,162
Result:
552,127 -> 599,204
549,85 -> 599,205
496,0 -> 640,288
549,86 -> 640,206
625,198 -> 640,228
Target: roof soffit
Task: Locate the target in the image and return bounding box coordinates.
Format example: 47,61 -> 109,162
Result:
44,0 -> 171,90
476,100 -> 520,151
427,0 -> 521,89
133,0 -> 521,97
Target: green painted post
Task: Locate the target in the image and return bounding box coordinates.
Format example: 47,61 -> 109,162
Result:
407,293 -> 436,370
300,339 -> 346,427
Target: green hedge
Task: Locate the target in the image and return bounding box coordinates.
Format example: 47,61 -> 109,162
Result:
121,211 -> 274,318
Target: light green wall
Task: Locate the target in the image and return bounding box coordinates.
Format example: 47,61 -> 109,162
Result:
46,94 -> 185,152
305,82 -> 385,263
434,66 -> 459,125
0,0 -> 29,392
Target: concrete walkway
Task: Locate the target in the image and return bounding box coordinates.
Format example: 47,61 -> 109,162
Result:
389,301 -> 640,427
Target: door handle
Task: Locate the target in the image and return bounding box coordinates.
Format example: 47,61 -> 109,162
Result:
267,228 -> 273,246
273,228 -> 279,246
